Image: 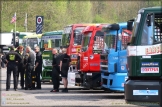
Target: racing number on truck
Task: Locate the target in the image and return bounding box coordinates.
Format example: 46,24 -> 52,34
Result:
77,48 -> 80,52
44,44 -> 48,48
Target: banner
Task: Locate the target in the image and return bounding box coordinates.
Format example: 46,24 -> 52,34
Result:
36,16 -> 43,34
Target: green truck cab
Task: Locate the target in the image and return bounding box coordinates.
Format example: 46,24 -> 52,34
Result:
22,33 -> 42,50
125,7 -> 162,105
40,30 -> 63,82
19,32 -> 35,45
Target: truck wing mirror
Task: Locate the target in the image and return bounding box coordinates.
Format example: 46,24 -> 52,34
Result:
127,19 -> 134,30
108,24 -> 120,30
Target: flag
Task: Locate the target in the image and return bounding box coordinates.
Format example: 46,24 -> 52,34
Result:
11,13 -> 16,23
24,13 -> 27,27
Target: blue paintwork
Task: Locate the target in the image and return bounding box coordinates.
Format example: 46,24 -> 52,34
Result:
101,22 -> 129,92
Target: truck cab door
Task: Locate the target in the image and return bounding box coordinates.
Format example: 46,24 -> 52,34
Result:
137,13 -> 162,77
90,31 -> 104,72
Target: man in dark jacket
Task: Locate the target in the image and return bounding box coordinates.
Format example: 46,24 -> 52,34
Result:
34,46 -> 42,89
50,48 -> 61,92
5,46 -> 22,91
16,46 -> 25,89
2,53 -> 7,68
24,46 -> 35,90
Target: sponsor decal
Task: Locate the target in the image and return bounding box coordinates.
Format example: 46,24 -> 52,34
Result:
93,50 -> 102,54
71,78 -> 75,82
145,45 -> 162,55
76,48 -> 80,52
121,66 -> 125,70
83,57 -> 88,60
113,57 -> 118,60
83,63 -> 88,68
121,83 -> 124,87
42,54 -> 50,57
127,43 -> 162,56
90,55 -> 94,59
127,46 -> 136,56
142,56 -> 151,58
141,62 -> 159,67
87,73 -> 92,76
90,63 -> 99,66
71,61 -> 77,65
133,90 -> 158,95
72,48 -> 76,52
42,35 -> 62,39
43,59 -> 52,66
141,67 -> 159,73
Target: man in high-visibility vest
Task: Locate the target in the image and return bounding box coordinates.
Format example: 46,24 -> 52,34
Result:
5,46 -> 22,91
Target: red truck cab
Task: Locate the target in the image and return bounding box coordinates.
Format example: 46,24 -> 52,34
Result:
80,24 -> 107,72
75,24 -> 108,89
62,24 -> 98,71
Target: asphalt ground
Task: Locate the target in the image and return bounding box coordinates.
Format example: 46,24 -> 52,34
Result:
0,68 -> 160,107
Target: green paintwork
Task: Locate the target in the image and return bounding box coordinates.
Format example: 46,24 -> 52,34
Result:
41,30 -> 63,81
128,6 -> 162,77
42,30 -> 63,36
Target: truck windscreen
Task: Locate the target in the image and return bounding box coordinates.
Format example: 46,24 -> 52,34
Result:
103,29 -> 117,50
73,27 -> 86,45
62,26 -> 72,47
27,38 -> 38,50
130,14 -> 141,45
81,32 -> 92,52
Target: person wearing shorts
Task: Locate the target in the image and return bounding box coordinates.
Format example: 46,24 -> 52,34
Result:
60,48 -> 71,92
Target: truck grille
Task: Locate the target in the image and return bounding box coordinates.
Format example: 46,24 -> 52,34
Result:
100,54 -> 108,71
100,54 -> 107,60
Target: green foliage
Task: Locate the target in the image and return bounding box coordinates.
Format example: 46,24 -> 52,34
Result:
1,0 -> 161,32
92,15 -> 105,23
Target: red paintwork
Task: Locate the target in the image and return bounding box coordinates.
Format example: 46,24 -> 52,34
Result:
80,24 -> 107,73
65,24 -> 98,65
121,29 -> 133,47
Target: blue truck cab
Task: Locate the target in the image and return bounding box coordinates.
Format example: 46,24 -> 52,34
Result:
100,21 -> 133,92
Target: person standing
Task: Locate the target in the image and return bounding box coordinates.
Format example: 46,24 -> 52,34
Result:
24,46 -> 35,90
5,46 -> 22,91
2,53 -> 7,68
60,48 -> 71,92
34,46 -> 42,89
16,46 -> 25,89
50,48 -> 60,92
